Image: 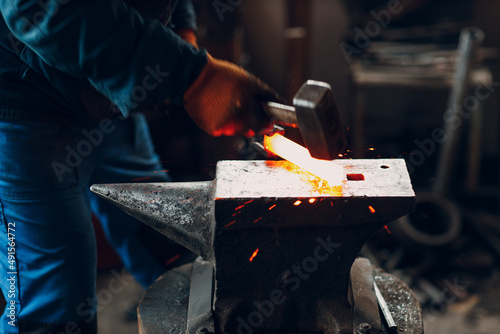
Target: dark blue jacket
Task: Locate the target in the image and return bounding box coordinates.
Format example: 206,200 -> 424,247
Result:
0,0 -> 207,124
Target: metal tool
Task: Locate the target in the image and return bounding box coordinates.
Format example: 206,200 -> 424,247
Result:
91,159 -> 420,334
434,27 -> 484,194
396,27 -> 484,247
262,80 -> 346,161
374,281 -> 398,333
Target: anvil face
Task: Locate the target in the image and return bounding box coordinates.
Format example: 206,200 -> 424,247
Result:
215,159 -> 414,229
90,159 -> 415,334
216,159 -> 412,199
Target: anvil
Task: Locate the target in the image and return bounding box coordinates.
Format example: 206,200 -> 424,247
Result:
91,159 -> 417,334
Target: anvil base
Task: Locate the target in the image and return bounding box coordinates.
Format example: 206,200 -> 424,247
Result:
137,260 -> 423,334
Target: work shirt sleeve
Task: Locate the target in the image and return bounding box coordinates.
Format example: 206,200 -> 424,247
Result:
0,0 -> 207,116
170,0 -> 197,31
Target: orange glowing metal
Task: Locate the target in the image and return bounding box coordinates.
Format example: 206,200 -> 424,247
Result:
249,249 -> 259,262
293,200 -> 302,206
368,206 -> 376,213
264,133 -> 343,185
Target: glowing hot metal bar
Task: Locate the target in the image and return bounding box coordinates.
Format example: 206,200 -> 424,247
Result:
264,133 -> 343,185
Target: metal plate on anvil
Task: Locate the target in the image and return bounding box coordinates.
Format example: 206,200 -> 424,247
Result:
215,159 -> 413,198
214,159 -> 415,228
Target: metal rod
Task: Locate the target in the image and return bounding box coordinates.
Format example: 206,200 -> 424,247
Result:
262,101 -> 298,126
433,27 -> 484,194
374,281 -> 397,332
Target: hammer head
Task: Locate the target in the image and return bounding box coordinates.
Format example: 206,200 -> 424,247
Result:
294,80 -> 346,160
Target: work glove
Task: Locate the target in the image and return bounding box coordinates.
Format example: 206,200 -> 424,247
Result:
175,28 -> 198,49
183,53 -> 281,137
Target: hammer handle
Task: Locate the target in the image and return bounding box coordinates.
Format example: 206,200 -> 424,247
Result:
262,102 -> 298,127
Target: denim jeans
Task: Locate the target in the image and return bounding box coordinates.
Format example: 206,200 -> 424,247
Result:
0,113 -> 169,333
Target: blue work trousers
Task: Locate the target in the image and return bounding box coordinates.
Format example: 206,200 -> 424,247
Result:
0,113 -> 169,333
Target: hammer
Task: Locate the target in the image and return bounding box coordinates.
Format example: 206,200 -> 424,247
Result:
262,80 -> 346,161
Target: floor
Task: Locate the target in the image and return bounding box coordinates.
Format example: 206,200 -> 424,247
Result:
96,269 -> 143,334
96,267 -> 500,334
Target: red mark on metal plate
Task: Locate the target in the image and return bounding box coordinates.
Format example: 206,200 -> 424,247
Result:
347,174 -> 365,181
368,206 -> 376,213
249,249 -> 259,262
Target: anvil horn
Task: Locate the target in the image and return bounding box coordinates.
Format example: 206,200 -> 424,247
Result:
90,181 -> 216,261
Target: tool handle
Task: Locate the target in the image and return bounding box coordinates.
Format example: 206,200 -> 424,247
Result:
262,102 -> 298,127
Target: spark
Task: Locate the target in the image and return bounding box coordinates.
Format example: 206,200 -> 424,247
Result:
294,200 -> 302,206
253,217 -> 262,224
268,204 -> 277,211
368,206 -> 376,213
234,204 -> 245,211
132,176 -> 151,182
145,199 -> 160,204
249,248 -> 259,262
368,148 -> 375,151
225,220 -> 236,228
384,225 -> 392,234
309,198 -> 316,203
165,254 -> 181,266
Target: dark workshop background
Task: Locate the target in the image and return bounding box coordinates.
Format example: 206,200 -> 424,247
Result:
95,1 -> 500,333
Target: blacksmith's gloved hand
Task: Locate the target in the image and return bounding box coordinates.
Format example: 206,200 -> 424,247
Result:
183,53 -> 282,137
175,28 -> 198,49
